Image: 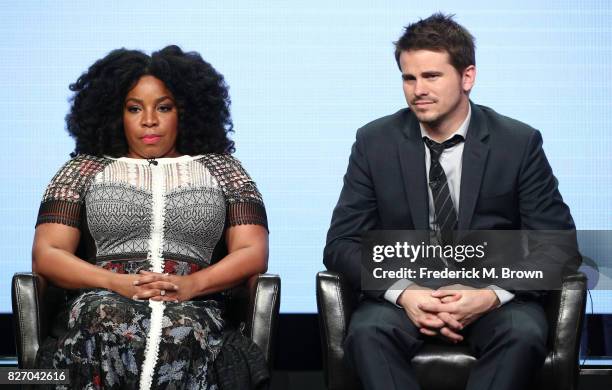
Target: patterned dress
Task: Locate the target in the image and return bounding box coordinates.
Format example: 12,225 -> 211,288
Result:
35,154 -> 268,390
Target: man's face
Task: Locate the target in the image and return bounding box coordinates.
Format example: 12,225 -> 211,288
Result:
399,49 -> 475,132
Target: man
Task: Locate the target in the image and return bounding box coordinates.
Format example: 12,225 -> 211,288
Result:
323,13 -> 579,390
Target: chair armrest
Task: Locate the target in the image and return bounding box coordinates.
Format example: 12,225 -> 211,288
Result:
316,270 -> 361,390
247,274 -> 280,367
542,271 -> 587,390
225,273 -> 280,368
11,272 -> 48,368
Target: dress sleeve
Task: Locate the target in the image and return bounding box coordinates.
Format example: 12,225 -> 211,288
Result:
203,154 -> 268,230
36,155 -> 107,229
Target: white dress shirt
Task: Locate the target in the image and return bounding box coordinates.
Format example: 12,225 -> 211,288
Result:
384,105 -> 515,307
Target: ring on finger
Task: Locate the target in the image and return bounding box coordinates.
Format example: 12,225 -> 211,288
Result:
160,290 -> 166,296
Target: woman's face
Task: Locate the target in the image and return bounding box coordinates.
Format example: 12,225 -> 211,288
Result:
123,75 -> 180,159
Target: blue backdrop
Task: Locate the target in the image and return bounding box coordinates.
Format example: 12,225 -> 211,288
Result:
1,0 -> 611,313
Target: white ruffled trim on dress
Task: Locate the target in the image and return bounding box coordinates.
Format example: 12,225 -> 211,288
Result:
139,163 -> 167,390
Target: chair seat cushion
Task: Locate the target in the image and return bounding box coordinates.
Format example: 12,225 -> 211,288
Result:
412,344 -> 476,390
412,343 -> 556,390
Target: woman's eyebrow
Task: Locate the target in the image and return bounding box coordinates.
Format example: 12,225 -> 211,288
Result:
124,96 -> 174,104
156,95 -> 174,103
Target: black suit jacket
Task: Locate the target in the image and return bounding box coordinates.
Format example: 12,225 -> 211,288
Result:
324,102 -> 579,299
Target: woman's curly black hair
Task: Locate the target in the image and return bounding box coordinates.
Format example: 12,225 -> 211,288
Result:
66,45 -> 234,157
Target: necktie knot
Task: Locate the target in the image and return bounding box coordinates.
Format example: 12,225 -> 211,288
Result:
423,134 -> 464,160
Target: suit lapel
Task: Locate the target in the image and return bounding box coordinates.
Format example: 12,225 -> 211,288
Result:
398,112 -> 429,229
458,103 -> 490,230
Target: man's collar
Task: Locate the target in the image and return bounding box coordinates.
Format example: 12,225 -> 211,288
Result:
419,104 -> 471,141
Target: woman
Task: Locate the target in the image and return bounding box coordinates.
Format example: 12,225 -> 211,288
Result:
33,45 -> 269,389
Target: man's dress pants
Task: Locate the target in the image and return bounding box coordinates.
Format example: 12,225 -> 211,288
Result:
344,299 -> 548,390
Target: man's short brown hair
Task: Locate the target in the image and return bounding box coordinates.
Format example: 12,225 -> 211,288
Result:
394,13 -> 476,73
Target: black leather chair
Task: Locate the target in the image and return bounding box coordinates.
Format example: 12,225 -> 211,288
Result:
317,270 -> 587,390
12,272 -> 280,369
13,235 -> 280,372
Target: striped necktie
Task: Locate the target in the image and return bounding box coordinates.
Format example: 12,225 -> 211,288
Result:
423,134 -> 464,246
